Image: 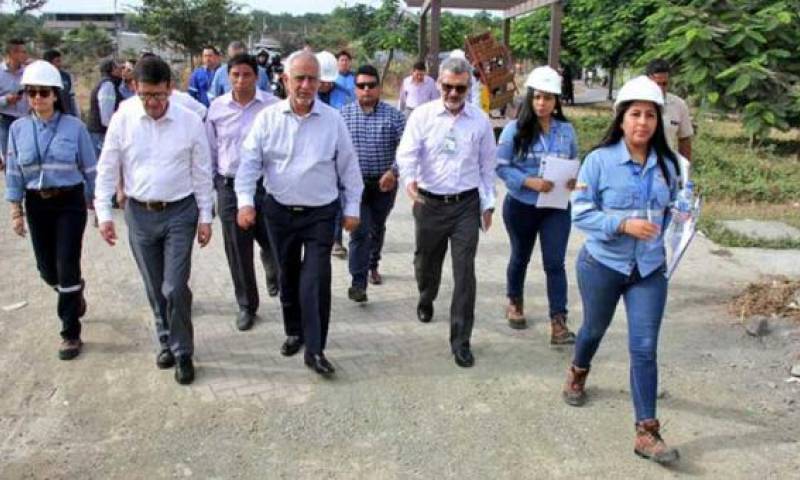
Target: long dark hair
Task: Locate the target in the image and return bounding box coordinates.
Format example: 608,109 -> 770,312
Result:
27,86 -> 65,114
513,87 -> 568,157
594,100 -> 679,186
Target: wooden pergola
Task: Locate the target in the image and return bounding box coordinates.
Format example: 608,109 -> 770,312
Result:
405,0 -> 563,76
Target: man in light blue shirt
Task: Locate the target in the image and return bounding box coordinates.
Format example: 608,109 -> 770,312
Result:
0,39 -> 29,168
188,45 -> 220,107
335,50 -> 356,99
236,50 -> 363,377
208,41 -> 270,103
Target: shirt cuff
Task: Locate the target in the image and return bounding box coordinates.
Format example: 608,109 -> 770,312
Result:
237,193 -> 254,209
343,200 -> 360,218
199,208 -> 213,224
605,216 -> 623,237
95,203 -> 113,223
480,194 -> 495,213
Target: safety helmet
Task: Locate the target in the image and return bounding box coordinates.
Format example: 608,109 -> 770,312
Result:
525,66 -> 561,95
614,75 -> 664,112
316,51 -> 338,82
21,60 -> 63,89
449,49 -> 467,60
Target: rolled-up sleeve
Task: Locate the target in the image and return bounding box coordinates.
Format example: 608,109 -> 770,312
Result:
335,117 -> 364,218
477,120 -> 497,212
571,152 -> 621,240
235,112 -> 265,208
93,114 -> 123,222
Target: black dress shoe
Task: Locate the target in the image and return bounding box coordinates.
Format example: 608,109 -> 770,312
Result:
417,303 -> 433,323
304,353 -> 335,377
174,355 -> 195,385
236,310 -> 256,331
454,346 -> 475,368
267,279 -> 279,297
348,286 -> 368,303
156,348 -> 175,369
280,336 -> 304,357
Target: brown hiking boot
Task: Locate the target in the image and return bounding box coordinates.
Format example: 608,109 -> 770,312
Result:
506,297 -> 526,329
634,419 -> 680,464
58,339 -> 83,361
550,313 -> 576,345
562,365 -> 589,406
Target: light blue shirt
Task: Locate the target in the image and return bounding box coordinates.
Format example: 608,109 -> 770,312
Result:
335,72 -> 355,98
5,112 -> 97,202
571,140 -> 678,277
208,64 -> 270,102
0,61 -> 27,117
236,99 -> 364,217
496,118 -> 578,205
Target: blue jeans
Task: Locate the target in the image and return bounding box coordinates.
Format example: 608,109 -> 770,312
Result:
348,181 -> 397,289
502,195 -> 571,318
573,247 -> 668,422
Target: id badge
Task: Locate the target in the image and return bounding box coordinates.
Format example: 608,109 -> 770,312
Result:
442,128 -> 458,156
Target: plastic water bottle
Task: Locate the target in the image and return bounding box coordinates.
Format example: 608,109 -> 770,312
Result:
674,181 -> 694,222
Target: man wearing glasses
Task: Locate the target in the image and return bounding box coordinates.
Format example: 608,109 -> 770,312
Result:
94,55 -> 214,386
236,51 -> 363,377
340,64 -> 405,302
396,56 -> 497,368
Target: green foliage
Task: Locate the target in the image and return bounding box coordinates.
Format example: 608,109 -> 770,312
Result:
642,0 -> 800,143
0,12 -> 41,46
62,23 -> 113,60
509,8 -> 550,64
135,0 -> 251,63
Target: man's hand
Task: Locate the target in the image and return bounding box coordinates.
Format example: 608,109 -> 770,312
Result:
197,223 -> 212,247
115,189 -> 127,209
342,216 -> 360,233
237,206 -> 256,230
566,178 -> 577,190
99,221 -> 117,246
621,219 -> 660,240
523,177 -> 554,193
405,180 -> 420,202
481,209 -> 493,232
5,93 -> 19,106
379,170 -> 397,192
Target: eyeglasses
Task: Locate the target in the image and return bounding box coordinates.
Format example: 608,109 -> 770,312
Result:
441,83 -> 468,94
138,92 -> 169,102
356,82 -> 378,90
25,88 -> 52,98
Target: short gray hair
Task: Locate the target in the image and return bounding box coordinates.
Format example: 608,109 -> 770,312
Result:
286,50 -> 319,76
439,57 -> 471,77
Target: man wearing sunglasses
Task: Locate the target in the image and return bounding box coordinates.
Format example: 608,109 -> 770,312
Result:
236,51 -> 363,377
94,55 -> 214,386
340,64 -> 405,302
396,56 -> 497,369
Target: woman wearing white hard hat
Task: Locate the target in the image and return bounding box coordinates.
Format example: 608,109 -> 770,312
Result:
496,66 -> 578,344
563,75 -> 681,464
4,60 -> 97,361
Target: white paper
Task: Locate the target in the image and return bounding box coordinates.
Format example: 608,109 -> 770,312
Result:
665,196 -> 702,279
536,156 -> 580,210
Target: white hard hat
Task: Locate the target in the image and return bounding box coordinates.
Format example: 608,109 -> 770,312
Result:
21,60 -> 63,89
449,49 -> 466,60
614,75 -> 663,111
316,51 -> 338,82
525,66 -> 561,95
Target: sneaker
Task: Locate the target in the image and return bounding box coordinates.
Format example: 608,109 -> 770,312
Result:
331,243 -> 347,259
634,419 -> 680,464
562,365 -> 589,406
348,286 -> 368,303
58,339 -> 83,361
550,313 -> 576,345
506,297 -> 526,329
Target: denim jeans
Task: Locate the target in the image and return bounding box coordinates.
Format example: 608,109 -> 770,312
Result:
348,181 -> 397,289
502,195 -> 571,318
572,246 -> 668,422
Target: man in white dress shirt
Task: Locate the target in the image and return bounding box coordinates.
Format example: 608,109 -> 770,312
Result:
396,56 -> 497,369
236,51 -> 363,377
95,55 -> 214,386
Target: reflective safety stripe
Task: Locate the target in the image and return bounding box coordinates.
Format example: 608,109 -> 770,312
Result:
21,163 -> 81,172
57,283 -> 83,293
83,166 -> 97,173
496,157 -> 512,166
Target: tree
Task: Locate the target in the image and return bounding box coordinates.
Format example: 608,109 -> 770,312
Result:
135,0 -> 251,67
360,0 -> 416,84
642,0 -> 800,145
62,23 -> 113,60
509,8 -> 550,64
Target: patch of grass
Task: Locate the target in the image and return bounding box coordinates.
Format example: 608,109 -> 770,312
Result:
697,216 -> 800,249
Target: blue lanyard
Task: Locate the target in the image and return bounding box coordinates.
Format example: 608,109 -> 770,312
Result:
628,161 -> 656,206
31,113 -> 62,166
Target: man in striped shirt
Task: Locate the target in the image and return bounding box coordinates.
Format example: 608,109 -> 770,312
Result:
340,64 -> 405,302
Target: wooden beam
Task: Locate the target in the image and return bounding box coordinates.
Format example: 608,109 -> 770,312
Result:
429,0 -> 441,79
504,0 -> 559,19
502,18 -> 511,51
547,1 -> 563,68
419,9 -> 428,63
420,0 -> 432,15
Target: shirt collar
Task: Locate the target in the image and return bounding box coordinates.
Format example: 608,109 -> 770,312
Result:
280,97 -> 322,117
32,112 -> 61,129
434,99 -> 473,119
134,96 -> 176,122
615,140 -> 658,170
224,89 -> 270,109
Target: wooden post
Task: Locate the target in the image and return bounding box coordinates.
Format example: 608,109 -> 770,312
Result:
429,0 -> 441,79
503,18 -> 511,51
548,1 -> 563,68
419,9 -> 428,63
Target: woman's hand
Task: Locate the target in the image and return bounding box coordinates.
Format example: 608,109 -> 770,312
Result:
11,216 -> 26,237
524,177 -> 554,193
566,178 -> 577,190
620,219 -> 660,240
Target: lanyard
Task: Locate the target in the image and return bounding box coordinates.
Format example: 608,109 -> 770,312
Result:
31,113 -> 62,166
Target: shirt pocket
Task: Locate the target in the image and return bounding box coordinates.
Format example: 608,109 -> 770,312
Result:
50,137 -> 78,164
602,189 -> 636,210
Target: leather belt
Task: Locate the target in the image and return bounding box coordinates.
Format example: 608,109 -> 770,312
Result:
417,188 -> 478,204
28,184 -> 82,200
130,196 -> 186,212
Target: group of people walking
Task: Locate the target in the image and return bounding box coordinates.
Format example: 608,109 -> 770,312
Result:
2,36 -> 693,463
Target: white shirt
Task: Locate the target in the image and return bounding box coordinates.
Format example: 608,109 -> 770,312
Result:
170,89 -> 208,119
664,92 -> 693,151
396,100 -> 497,212
94,98 -> 214,224
235,99 -> 364,217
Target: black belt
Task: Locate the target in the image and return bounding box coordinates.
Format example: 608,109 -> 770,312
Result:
27,184 -> 82,200
417,188 -> 478,204
267,194 -> 335,214
130,196 -> 189,212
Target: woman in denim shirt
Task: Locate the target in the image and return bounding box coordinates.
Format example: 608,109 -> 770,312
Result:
562,76 -> 680,464
496,66 -> 578,344
5,61 -> 96,361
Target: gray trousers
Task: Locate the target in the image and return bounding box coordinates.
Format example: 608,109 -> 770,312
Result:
125,195 -> 198,357
215,175 -> 277,314
412,192 -> 480,352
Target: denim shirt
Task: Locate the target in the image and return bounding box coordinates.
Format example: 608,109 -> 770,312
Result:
4,113 -> 97,202
496,118 -> 578,205
571,140 -> 678,277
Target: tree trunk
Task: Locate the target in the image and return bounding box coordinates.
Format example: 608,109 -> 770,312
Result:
607,65 -> 616,101
381,47 -> 395,88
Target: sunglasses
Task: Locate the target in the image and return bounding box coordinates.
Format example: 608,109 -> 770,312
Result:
25,88 -> 52,98
441,83 -> 468,94
356,82 -> 378,90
